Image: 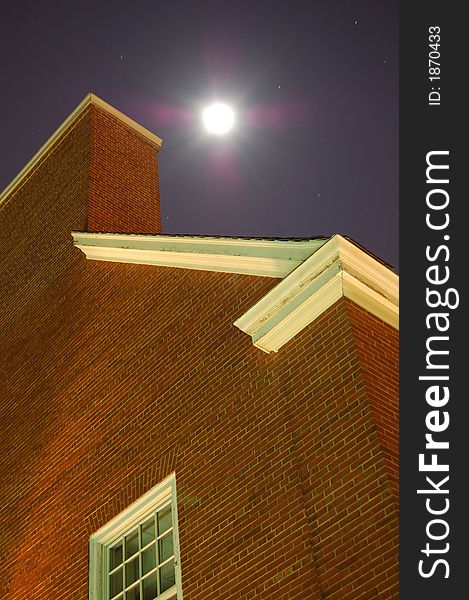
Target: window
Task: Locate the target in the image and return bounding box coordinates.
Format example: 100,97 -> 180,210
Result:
90,474 -> 182,600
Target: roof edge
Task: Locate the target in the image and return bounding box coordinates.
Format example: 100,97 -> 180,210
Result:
233,234 -> 399,352
72,231 -> 329,278
0,93 -> 162,209
89,93 -> 163,147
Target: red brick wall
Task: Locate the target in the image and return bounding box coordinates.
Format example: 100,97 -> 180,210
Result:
289,300 -> 399,599
0,117 -> 398,599
0,109 -> 90,329
347,301 -> 399,503
87,105 -> 161,234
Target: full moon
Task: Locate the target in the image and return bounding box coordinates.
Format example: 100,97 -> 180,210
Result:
202,103 -> 234,134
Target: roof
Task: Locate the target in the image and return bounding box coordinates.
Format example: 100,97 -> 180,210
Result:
2,94 -> 398,353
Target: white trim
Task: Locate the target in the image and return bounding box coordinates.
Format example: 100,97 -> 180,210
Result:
73,230 -> 398,353
72,232 -> 328,278
252,272 -> 344,353
89,473 -> 182,600
72,231 -> 326,256
76,245 -> 294,278
233,235 -> 344,334
0,93 -> 162,209
337,235 -> 398,305
234,235 -> 399,353
342,271 -> 399,329
89,535 -> 104,600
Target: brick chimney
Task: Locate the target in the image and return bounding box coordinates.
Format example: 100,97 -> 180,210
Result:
0,93 -> 163,236
85,95 -> 162,234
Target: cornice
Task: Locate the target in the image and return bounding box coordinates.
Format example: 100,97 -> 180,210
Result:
233,234 -> 399,352
72,232 -> 329,278
73,231 -> 398,352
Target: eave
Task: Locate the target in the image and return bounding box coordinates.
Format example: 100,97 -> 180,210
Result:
233,234 -> 399,352
72,231 -> 398,353
71,232 -> 329,278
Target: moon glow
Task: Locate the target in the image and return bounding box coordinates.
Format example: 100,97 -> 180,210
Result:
202,103 -> 234,134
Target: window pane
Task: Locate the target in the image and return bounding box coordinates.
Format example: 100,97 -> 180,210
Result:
158,533 -> 174,563
141,518 -> 155,547
160,561 -> 175,593
110,542 -> 123,570
110,567 -> 123,596
125,531 -> 139,559
142,543 -> 156,576
157,506 -> 172,536
125,584 -> 140,600
142,572 -> 157,600
125,556 -> 139,586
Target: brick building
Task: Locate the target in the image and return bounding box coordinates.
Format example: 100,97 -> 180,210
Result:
0,94 -> 399,600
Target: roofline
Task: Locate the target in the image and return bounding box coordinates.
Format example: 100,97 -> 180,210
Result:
89,94 -> 163,147
72,231 -> 330,278
72,231 -> 399,352
0,93 -> 162,209
234,234 -> 399,352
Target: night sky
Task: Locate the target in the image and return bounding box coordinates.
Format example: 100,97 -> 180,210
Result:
1,1 -> 398,269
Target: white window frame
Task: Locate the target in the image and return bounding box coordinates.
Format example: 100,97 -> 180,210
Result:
89,473 -> 183,600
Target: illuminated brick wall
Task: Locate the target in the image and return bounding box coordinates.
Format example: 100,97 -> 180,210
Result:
87,105 -> 161,234
0,110 -> 398,599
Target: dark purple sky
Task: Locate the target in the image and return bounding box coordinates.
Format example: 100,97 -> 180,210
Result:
1,1 -> 398,268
